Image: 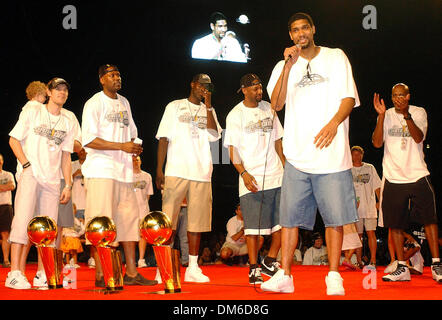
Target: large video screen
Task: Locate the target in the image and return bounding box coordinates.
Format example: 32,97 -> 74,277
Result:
191,12 -> 251,63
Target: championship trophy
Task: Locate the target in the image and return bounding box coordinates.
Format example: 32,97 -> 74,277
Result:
85,216 -> 123,292
140,211 -> 181,293
27,216 -> 63,289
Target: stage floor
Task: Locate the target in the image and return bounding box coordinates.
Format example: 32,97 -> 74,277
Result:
0,263 -> 440,301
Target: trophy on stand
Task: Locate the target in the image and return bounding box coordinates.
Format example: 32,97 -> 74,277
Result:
140,211 -> 181,293
27,216 -> 63,289
85,216 -> 123,292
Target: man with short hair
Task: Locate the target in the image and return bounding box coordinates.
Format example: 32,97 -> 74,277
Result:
7,77 -> 77,289
156,73 -> 222,283
372,83 -> 441,283
82,64 -> 156,287
261,12 -> 360,295
350,145 -> 381,267
191,12 -> 247,62
224,73 -> 284,284
303,233 -> 328,265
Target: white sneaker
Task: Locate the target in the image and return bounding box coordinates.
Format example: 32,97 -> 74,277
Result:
325,272 -> 345,296
138,259 -> 148,268
155,267 -> 162,284
261,269 -> 294,293
33,270 -> 48,288
184,266 -> 210,283
384,260 -> 398,274
431,262 -> 442,283
409,251 -> 424,275
88,257 -> 95,268
382,264 -> 411,282
5,270 -> 31,289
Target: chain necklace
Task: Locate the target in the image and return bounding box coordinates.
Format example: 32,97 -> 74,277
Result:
46,106 -> 61,137
187,99 -> 202,122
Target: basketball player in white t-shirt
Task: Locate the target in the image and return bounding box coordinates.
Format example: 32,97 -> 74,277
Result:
262,12 -> 359,296
82,64 -> 156,287
372,83 -> 441,283
7,78 -> 77,289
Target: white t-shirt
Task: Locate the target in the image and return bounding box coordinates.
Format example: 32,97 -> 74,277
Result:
382,105 -> 429,183
0,170 -> 15,205
224,101 -> 284,197
352,162 -> 381,218
133,170 -> 154,217
81,92 -> 138,183
9,102 -> 76,185
71,160 -> 86,210
156,98 -> 222,182
267,46 -> 360,174
302,246 -> 328,265
191,33 -> 247,63
225,215 -> 246,246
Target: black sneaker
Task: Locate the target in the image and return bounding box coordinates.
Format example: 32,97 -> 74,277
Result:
261,259 -> 281,277
123,273 -> 158,286
249,267 -> 263,284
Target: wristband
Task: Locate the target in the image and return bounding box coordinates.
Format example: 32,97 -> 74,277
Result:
206,107 -> 213,112
240,170 -> 247,177
403,113 -> 412,120
23,162 -> 31,169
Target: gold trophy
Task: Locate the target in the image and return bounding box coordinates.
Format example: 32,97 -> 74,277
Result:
27,216 -> 63,289
140,211 -> 181,293
85,216 -> 123,292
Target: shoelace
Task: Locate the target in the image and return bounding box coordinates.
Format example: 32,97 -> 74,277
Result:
272,261 -> 281,269
432,263 -> 442,274
390,265 -> 406,276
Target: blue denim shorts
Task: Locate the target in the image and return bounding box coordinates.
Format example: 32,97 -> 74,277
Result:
280,162 -> 358,229
240,187 -> 281,235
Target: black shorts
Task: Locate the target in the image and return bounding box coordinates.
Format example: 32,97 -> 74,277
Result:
0,204 -> 13,232
382,176 -> 438,229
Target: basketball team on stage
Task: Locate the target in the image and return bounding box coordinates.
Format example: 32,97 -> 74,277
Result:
2,12 -> 441,295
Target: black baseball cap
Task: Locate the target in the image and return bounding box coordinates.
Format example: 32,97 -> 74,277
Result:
98,64 -> 119,78
237,73 -> 261,93
47,77 -> 70,90
192,73 -> 214,92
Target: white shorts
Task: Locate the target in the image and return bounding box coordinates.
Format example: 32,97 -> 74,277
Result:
355,218 -> 377,233
9,168 -> 60,245
85,178 -> 140,243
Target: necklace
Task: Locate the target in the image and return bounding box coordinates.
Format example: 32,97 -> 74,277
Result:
187,100 -> 202,138
46,106 -> 61,151
187,99 -> 202,122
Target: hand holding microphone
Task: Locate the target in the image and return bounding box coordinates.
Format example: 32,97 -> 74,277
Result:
284,43 -> 302,65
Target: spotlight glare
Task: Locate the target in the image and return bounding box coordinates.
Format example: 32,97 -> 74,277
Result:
236,14 -> 250,24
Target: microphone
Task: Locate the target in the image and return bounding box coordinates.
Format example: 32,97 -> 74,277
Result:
244,43 -> 250,60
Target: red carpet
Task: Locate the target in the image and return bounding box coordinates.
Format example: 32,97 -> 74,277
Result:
0,263 -> 440,300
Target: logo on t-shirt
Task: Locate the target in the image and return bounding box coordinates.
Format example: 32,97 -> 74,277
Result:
34,125 -> 67,145
105,111 -> 129,126
297,73 -> 327,88
0,178 -> 9,185
178,113 -> 208,129
353,173 -> 370,184
134,180 -> 147,190
388,125 -> 410,137
244,117 -> 273,134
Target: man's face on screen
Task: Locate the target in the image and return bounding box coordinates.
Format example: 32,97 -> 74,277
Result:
211,20 -> 228,40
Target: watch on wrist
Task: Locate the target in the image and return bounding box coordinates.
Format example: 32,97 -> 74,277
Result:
404,113 -> 412,120
64,184 -> 73,191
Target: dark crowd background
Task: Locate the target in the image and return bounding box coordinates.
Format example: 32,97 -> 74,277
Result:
2,0 -> 441,236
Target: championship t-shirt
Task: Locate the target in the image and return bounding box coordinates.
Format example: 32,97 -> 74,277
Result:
224,100 -> 284,196
267,46 -> 360,174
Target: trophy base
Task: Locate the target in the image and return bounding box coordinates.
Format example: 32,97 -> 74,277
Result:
48,284 -> 64,289
165,288 -> 181,294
